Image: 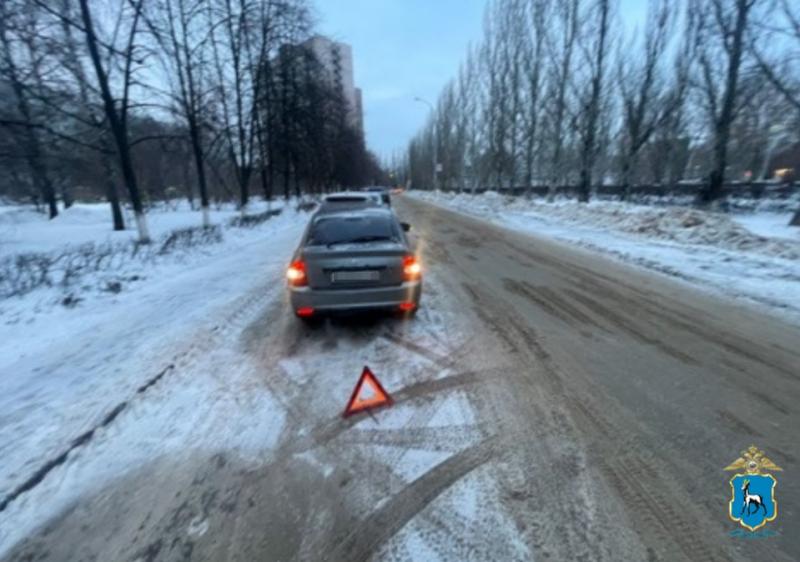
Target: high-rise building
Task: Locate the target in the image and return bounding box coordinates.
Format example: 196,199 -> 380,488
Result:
300,35 -> 364,135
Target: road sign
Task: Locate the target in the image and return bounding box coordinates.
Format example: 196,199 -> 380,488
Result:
343,366 -> 393,418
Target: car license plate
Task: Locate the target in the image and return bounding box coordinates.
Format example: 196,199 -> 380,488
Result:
332,270 -> 379,282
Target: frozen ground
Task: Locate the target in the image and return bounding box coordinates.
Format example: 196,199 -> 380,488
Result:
0,199 -> 322,544
0,207 -> 308,543
0,199 -> 523,560
409,190 -> 800,325
2,195 -> 798,560
0,199 -> 279,256
731,212 -> 799,241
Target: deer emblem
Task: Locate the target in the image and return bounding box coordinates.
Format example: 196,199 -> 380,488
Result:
725,446 -> 782,531
740,479 -> 767,516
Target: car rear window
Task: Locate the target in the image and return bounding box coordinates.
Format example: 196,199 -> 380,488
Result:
325,195 -> 368,203
307,215 -> 399,246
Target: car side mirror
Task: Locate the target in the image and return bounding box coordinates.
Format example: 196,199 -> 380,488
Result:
401,222 -> 411,232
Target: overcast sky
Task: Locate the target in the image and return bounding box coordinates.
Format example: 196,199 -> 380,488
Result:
313,0 -> 648,161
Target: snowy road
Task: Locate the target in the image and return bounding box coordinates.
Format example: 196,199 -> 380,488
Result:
2,197 -> 800,561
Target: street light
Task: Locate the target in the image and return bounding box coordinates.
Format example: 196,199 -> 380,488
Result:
414,96 -> 439,191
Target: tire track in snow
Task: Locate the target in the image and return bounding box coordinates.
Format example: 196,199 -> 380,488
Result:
0,280 -> 280,515
0,363 -> 175,514
324,437 -> 496,562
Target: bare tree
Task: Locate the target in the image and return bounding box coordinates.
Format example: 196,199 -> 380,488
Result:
146,0 -> 214,226
522,0 -> 550,190
752,0 -> 800,114
206,0 -> 302,208
616,0 -> 677,199
55,0 -> 126,230
544,0 -> 580,199
76,0 -> 151,241
692,0 -> 763,206
0,2 -> 58,218
750,0 -> 800,225
575,0 -> 612,202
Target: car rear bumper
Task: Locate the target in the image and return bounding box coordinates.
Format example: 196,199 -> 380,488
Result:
289,281 -> 421,313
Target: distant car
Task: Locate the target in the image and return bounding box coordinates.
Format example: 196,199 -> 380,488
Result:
317,192 -> 382,214
363,187 -> 391,206
286,207 -> 421,320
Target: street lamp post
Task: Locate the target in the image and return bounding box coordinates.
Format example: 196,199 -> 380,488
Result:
414,97 -> 438,191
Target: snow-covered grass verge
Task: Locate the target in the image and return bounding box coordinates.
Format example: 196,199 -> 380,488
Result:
0,224 -> 224,299
0,205 -> 310,550
0,198 -> 312,315
409,190 -> 800,325
0,198 -> 281,255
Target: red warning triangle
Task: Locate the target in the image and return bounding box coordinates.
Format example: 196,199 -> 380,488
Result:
343,366 -> 393,418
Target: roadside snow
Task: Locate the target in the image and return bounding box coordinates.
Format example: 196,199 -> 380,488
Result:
409,190 -> 800,325
0,207 -> 308,552
0,199 -> 282,257
732,212 -> 799,241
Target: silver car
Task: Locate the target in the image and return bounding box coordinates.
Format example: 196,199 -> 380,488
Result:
317,191 -> 383,214
286,207 -> 422,320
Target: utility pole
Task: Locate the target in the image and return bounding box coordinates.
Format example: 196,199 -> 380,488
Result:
414,97 -> 438,191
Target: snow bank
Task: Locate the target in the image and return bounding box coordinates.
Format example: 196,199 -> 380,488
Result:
417,190 -> 800,259
410,190 -> 800,325
0,202 -> 313,333
536,202 -> 798,259
0,198 -> 312,305
0,199 -> 282,257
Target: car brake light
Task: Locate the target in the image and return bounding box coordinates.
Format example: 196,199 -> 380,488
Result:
402,255 -> 421,281
296,306 -> 314,317
398,301 -> 416,312
287,260 -> 307,286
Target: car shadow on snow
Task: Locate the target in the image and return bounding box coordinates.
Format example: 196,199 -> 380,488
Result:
295,310 -> 418,349
240,290 -> 424,359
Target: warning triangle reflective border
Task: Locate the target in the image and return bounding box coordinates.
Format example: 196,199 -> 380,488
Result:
343,366 -> 393,418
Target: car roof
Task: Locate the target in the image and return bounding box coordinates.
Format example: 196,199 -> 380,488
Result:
312,207 -> 396,221
316,192 -> 384,216
323,191 -> 374,201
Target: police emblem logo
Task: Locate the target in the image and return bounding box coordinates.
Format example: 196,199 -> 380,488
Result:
724,445 -> 782,532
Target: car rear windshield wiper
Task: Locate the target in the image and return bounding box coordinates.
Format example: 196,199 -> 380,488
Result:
326,236 -> 396,247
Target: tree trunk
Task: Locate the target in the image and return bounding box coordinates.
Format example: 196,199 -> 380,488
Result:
106,180 -> 125,232
619,149 -> 634,201
79,0 -> 149,242
62,185 -> 74,209
108,186 -> 125,231
696,0 -> 751,207
103,157 -> 125,231
30,142 -> 57,219
577,0 -> 610,205
188,122 -> 210,226
578,169 -> 591,203
0,15 -> 58,219
700,132 -> 729,206
260,166 -> 272,201
239,165 -> 251,209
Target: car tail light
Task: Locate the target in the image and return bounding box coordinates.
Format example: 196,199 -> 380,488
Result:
398,301 -> 417,312
287,259 -> 307,287
296,306 -> 314,317
402,255 -> 421,281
